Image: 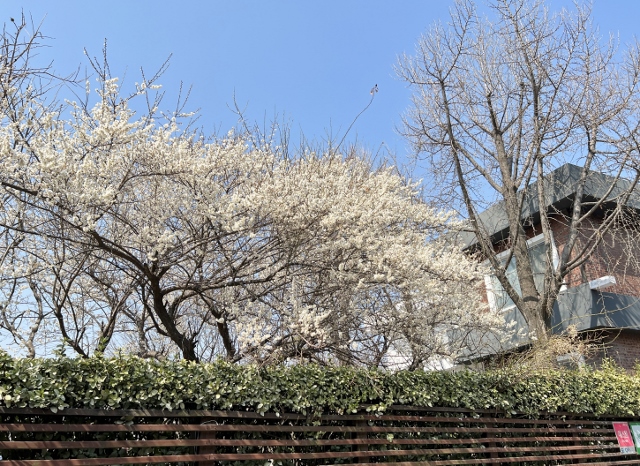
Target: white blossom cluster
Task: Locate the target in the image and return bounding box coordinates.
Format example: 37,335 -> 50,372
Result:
0,49 -> 504,367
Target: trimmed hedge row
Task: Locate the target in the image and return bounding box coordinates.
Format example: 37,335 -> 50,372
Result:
0,351 -> 639,416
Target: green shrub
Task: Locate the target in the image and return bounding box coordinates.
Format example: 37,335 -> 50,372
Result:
0,351 -> 639,416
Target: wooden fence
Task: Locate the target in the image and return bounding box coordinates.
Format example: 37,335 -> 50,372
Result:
0,405 -> 638,465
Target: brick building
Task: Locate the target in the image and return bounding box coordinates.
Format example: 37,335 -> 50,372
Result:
460,163 -> 640,370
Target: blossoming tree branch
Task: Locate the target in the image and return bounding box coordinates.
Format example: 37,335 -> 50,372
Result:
0,16 -> 502,367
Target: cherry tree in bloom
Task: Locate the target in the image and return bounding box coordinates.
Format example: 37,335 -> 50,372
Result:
0,19 -> 504,367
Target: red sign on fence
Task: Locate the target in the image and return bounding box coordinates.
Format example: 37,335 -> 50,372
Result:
613,422 -> 636,454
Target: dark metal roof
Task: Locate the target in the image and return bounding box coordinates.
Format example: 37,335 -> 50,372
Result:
458,163 -> 640,248
459,286 -> 640,362
552,284 -> 640,333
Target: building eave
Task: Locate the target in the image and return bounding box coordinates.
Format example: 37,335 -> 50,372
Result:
457,163 -> 640,249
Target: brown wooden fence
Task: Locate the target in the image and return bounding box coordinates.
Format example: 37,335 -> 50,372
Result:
0,405 -> 638,465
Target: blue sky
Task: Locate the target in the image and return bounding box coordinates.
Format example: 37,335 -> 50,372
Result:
5,0 -> 640,174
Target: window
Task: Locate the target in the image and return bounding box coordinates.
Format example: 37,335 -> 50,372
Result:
484,233 -> 559,312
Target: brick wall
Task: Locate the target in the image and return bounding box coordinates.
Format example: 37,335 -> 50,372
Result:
475,207 -> 640,369
587,329 -> 640,371
551,215 -> 640,298
479,213 -> 640,301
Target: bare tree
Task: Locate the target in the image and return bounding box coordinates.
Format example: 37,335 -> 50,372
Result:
397,0 -> 640,341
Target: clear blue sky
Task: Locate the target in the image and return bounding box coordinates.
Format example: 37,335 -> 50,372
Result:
5,0 -> 640,172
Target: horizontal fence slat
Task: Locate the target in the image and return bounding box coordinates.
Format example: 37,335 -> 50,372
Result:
326,452 -> 635,466
0,453 -> 207,466
0,406 -> 635,465
0,443 -> 621,457
0,448 -> 632,465
579,461 -> 640,466
0,422 -> 613,434
0,435 -> 619,450
0,406 -> 615,426
426,452 -> 635,465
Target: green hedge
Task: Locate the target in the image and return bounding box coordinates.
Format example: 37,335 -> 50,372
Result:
0,351 -> 639,416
